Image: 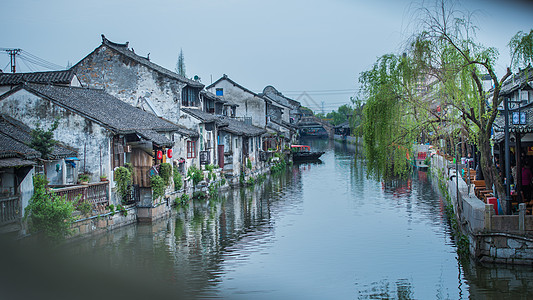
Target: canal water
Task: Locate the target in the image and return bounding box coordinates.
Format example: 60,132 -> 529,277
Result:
59,139 -> 533,299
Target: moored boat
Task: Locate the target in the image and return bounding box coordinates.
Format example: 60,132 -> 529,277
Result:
291,145 -> 325,162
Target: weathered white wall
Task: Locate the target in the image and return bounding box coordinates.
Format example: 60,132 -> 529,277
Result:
19,168 -> 34,218
75,46 -> 187,125
0,90 -> 113,184
209,80 -> 266,128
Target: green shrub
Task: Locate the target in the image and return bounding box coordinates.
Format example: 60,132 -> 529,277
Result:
187,165 -> 203,186
173,168 -> 183,191
108,204 -> 115,216
77,198 -> 92,216
180,194 -> 189,204
150,175 -> 165,201
24,175 -> 74,241
246,158 -> 252,169
117,204 -> 128,217
159,163 -> 172,186
78,173 -> 90,182
193,191 -> 207,200
114,166 -> 132,203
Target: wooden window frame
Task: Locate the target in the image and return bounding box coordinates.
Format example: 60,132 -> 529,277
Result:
187,140 -> 197,159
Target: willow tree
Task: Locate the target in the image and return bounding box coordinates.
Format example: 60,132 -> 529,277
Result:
359,54 -> 423,179
408,0 -> 533,213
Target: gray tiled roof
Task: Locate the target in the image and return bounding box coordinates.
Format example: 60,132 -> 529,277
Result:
495,66 -> 533,96
181,108 -> 223,124
0,157 -> 36,168
262,85 -> 301,109
181,108 -> 265,137
200,90 -> 227,104
0,69 -> 76,86
0,132 -> 40,160
0,114 -> 76,159
18,83 -> 181,146
98,35 -> 204,89
492,67 -> 533,133
206,74 -> 261,98
219,115 -> 266,137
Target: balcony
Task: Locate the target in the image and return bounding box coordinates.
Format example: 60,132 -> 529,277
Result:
52,182 -> 110,208
0,195 -> 20,226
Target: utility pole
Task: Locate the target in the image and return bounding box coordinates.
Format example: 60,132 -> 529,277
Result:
5,49 -> 21,73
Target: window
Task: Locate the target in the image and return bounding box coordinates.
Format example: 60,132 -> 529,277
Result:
182,87 -> 199,107
187,141 -> 196,158
112,136 -> 125,168
216,88 -> 223,96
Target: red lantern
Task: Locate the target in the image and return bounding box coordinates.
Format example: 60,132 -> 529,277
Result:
157,150 -> 163,160
167,149 -> 173,158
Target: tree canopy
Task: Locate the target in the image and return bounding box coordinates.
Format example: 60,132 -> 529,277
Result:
359,0 -> 533,212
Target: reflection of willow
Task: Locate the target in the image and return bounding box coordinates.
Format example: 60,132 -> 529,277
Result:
357,278 -> 414,299
460,257 -> 533,298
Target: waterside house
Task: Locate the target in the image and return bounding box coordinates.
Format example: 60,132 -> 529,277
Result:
0,83 -> 184,211
72,35 -> 202,175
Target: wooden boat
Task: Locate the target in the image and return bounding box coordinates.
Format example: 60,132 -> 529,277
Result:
291,145 -> 325,162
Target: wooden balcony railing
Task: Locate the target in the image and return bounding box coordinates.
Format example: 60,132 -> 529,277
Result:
52,182 -> 109,208
0,196 -> 20,226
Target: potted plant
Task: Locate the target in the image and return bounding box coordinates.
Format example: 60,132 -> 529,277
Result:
100,175 -> 108,182
78,173 -> 90,184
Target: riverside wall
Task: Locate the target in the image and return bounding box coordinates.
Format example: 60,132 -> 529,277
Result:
431,154 -> 533,265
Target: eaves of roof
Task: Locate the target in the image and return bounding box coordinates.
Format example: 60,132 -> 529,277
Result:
206,75 -> 262,99
74,35 -> 204,89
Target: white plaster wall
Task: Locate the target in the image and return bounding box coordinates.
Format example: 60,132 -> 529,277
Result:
0,90 -> 112,183
75,46 -> 186,125
210,80 -> 266,128
20,168 -> 34,218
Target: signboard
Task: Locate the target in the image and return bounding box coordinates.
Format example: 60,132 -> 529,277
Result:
200,151 -> 210,165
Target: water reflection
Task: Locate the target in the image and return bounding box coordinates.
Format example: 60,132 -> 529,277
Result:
50,139 -> 533,299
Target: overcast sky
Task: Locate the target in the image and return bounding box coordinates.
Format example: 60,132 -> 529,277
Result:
1,0 -> 532,113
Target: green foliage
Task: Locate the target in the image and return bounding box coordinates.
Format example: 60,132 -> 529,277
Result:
108,204 -> 115,216
205,164 -> 216,172
247,177 -> 255,185
76,197 -> 92,217
187,165 -> 203,186
326,104 -> 354,126
150,175 -> 165,201
239,172 -> 245,185
192,191 -> 207,200
159,163 -> 172,186
78,173 -> 89,183
360,54 -> 416,180
24,174 -> 74,241
176,48 -> 186,77
180,194 -> 190,204
246,158 -> 252,170
28,119 -> 59,159
114,166 -> 132,203
270,159 -> 287,173
117,204 -> 128,217
173,168 -> 183,191
509,29 -> 533,71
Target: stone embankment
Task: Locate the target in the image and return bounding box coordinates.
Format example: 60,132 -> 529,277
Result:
431,154 -> 533,265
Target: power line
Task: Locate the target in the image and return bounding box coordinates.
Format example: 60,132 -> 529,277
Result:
1,48 -> 64,72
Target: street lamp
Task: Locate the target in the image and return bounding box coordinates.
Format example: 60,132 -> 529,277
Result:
455,141 -> 465,213
504,97 -> 512,215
